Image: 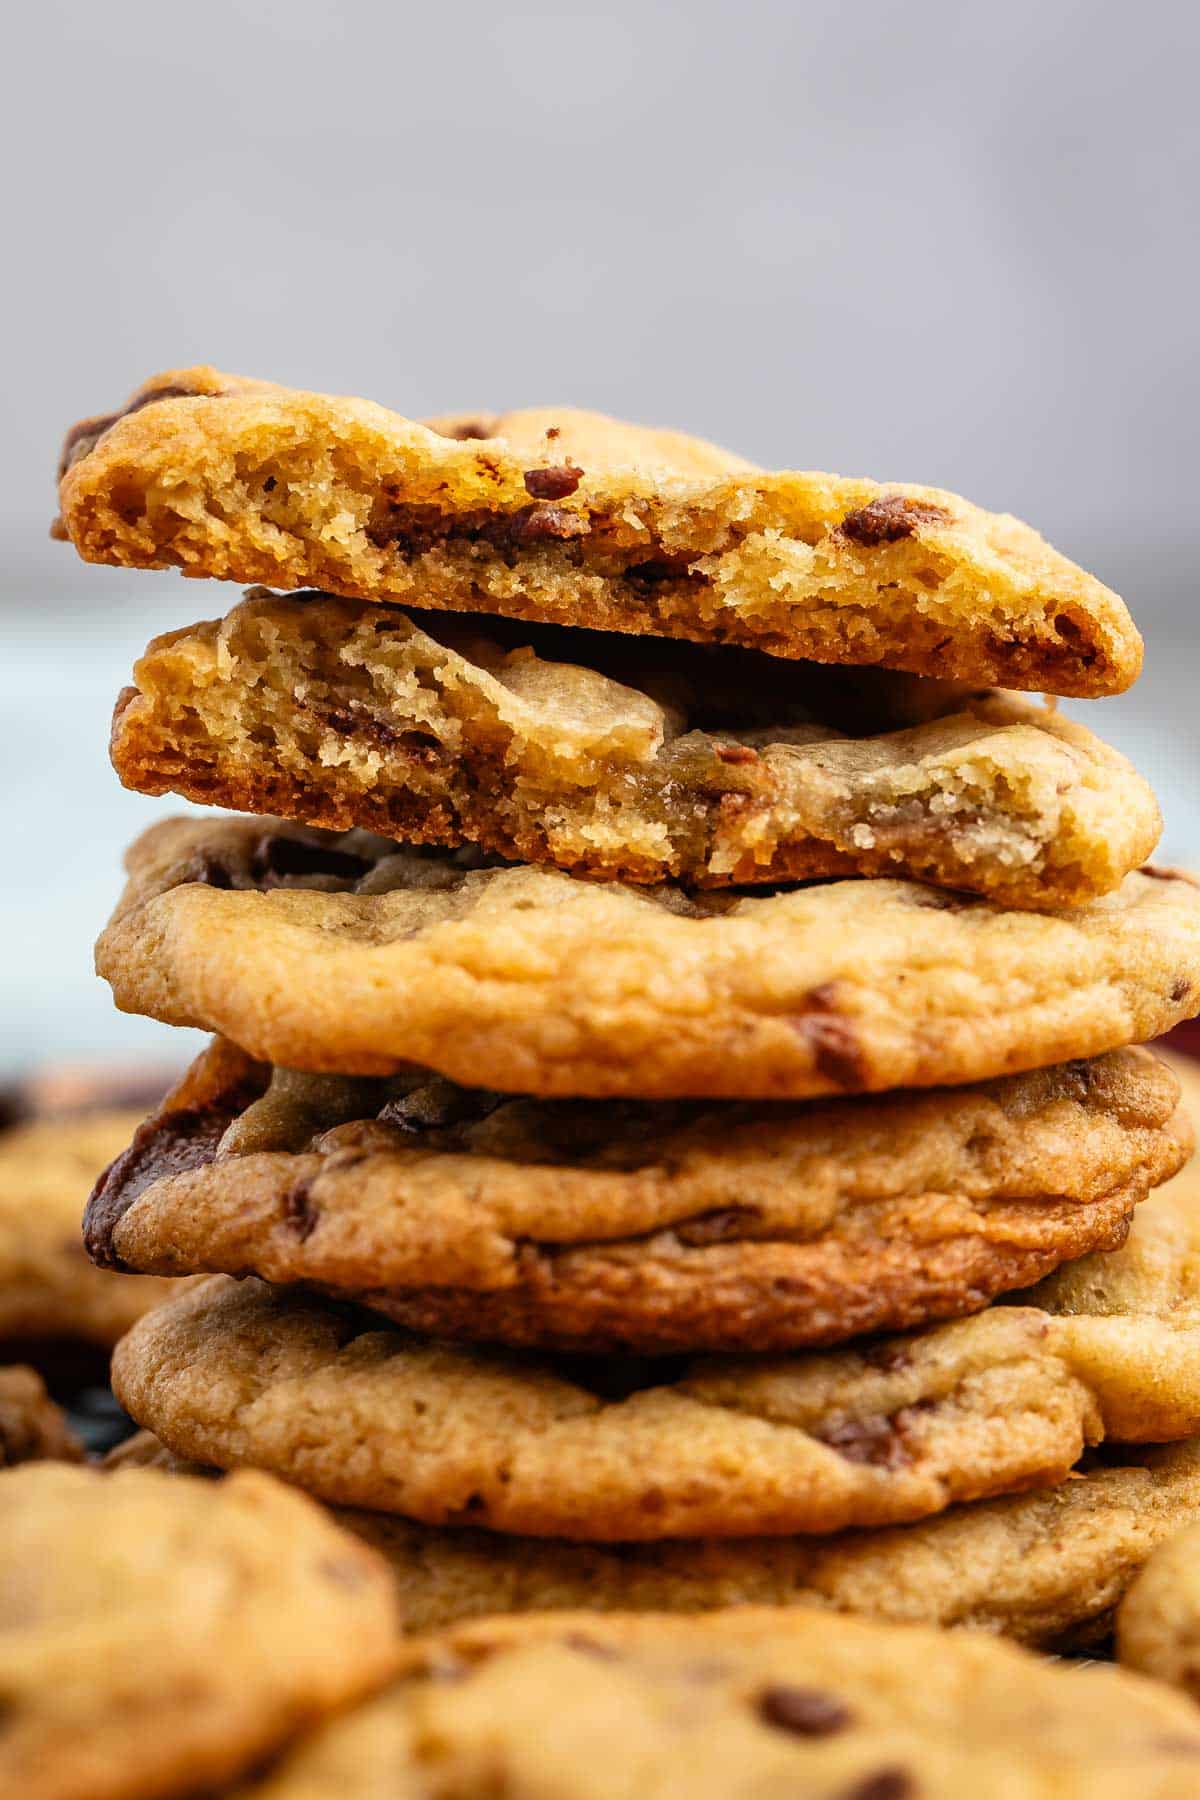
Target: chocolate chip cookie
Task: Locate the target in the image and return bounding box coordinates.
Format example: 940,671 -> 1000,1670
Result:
85,1038 -> 1187,1353
0,1365 -> 83,1466
109,588 -> 1160,905
1117,1513 -> 1200,1697
114,1429 -> 1200,1653
55,367 -> 1141,696
96,815 -> 1200,1095
110,1237 -> 1198,1542
235,1605 -> 1200,1798
0,1462 -> 400,1800
0,1108 -> 187,1351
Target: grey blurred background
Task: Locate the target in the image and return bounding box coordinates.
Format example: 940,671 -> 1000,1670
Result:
3,0 -> 1197,1073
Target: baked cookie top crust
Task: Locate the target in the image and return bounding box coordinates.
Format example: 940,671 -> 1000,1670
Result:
0,1461 -> 400,1800
96,815 -> 1200,1097
85,1039 -> 1186,1353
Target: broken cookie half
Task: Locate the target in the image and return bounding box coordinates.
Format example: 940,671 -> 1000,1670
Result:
56,366 -> 1141,695
109,589 -> 1158,907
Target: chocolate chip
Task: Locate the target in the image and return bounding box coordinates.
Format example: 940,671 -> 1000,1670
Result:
546,426 -> 561,439
715,743 -> 759,765
841,1770 -> 914,1800
818,1414 -> 901,1467
377,1082 -> 506,1138
561,1632 -> 622,1661
83,1077 -> 265,1270
795,1014 -> 866,1089
436,419 -> 493,441
816,1410 -> 922,1470
523,464 -> 583,501
504,502 -> 589,547
191,854 -> 235,889
57,382 -> 212,478
322,710 -> 443,764
1171,978 -> 1192,1003
759,1684 -> 852,1736
839,495 -> 948,547
250,832 -> 375,885
284,1179 -> 320,1241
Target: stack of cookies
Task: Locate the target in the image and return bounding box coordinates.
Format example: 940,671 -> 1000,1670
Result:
56,369 -> 1200,1648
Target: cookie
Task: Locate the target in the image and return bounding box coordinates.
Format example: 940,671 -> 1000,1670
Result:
1008,1052 -> 1200,1441
96,814 -> 1200,1095
0,1462 -> 400,1800
115,1429 -> 1200,1653
0,1365 -> 83,1465
109,589 -> 1159,907
54,367 -> 1142,696
1117,1515 -> 1200,1697
0,1108 -> 187,1349
111,1221 -> 1200,1542
85,1039 -> 1187,1353
236,1605 -> 1200,1799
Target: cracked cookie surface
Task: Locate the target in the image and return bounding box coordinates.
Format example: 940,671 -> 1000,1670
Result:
0,1462 -> 400,1800
96,815 -> 1200,1096
232,1604 -> 1200,1800
85,1039 -> 1187,1353
109,589 -> 1159,906
55,366 -> 1141,696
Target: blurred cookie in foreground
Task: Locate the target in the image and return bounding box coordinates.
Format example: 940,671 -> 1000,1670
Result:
230,1605 -> 1200,1799
1118,1516 -> 1200,1699
0,1107 -> 187,1371
6,1057 -> 177,1122
0,1462 -> 401,1800
0,1366 -> 83,1465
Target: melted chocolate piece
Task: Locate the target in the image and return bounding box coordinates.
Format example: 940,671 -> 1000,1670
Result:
57,382 -> 215,478
522,464 -> 583,501
758,1684 -> 852,1736
250,831 -> 376,885
84,1071 -> 266,1270
839,495 -> 948,547
376,1082 -> 507,1137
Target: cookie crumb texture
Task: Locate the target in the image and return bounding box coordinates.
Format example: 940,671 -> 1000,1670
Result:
110,589 -> 1160,906
96,815 -> 1200,1096
238,1605 -> 1200,1798
57,367 -> 1142,696
87,1039 -> 1188,1352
